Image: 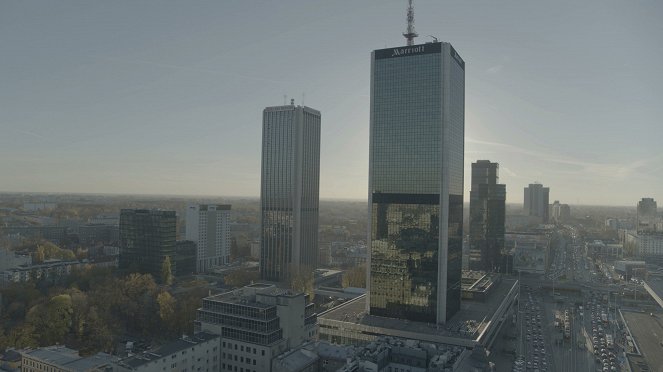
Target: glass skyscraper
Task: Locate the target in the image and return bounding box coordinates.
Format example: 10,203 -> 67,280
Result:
260,103 -> 321,282
119,209 -> 176,281
468,160 -> 506,272
368,42 -> 465,324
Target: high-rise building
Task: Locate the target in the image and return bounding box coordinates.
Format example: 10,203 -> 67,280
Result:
119,209 -> 176,281
468,160 -> 506,272
637,197 -> 658,232
368,40 -> 465,324
551,200 -> 571,222
185,204 -> 232,272
524,183 -> 550,223
260,103 -> 321,282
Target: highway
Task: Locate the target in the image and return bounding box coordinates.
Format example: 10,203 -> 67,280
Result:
515,227 -> 627,371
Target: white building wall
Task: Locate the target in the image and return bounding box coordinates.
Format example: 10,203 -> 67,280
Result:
186,204 -> 231,273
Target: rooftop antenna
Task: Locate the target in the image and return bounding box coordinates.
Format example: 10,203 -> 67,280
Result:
428,35 -> 438,43
302,92 -> 305,106
403,0 -> 418,46
283,94 -> 287,105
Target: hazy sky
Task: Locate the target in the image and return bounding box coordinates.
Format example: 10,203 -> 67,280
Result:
2,1 -> 662,205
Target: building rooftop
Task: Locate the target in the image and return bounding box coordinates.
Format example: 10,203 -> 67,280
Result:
21,346 -> 117,371
272,348 -> 318,371
622,310 -> 663,371
461,271 -> 496,293
119,333 -> 219,369
204,284 -> 300,307
643,279 -> 663,309
319,278 -> 517,347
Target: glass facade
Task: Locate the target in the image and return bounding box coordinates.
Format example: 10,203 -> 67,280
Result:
260,105 -> 321,282
119,209 -> 176,281
469,161 -> 506,272
369,42 -> 464,323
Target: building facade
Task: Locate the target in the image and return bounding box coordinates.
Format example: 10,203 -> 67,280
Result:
119,209 -> 176,281
637,197 -> 658,232
626,232 -> 663,257
186,204 -> 232,272
195,283 -> 317,372
468,161 -> 506,272
260,104 -> 321,282
20,346 -> 116,372
524,184 -> 550,223
114,333 -> 220,372
368,41 -> 465,324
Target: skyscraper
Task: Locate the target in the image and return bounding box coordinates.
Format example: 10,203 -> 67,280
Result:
260,102 -> 321,282
468,160 -> 506,272
368,41 -> 465,324
119,209 -> 176,280
185,204 -> 231,272
637,197 -> 658,232
551,200 -> 571,222
524,183 -> 550,223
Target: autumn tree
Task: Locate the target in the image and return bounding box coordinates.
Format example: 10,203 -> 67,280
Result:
26,294 -> 73,346
342,264 -> 366,288
157,291 -> 177,335
161,256 -> 174,286
289,264 -> 314,297
223,269 -> 259,288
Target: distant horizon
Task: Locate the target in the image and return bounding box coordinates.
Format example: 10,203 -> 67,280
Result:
0,190 -> 643,209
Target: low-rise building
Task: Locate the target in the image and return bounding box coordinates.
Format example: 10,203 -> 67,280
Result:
195,283 -> 317,372
20,345 -> 117,372
113,333 -> 220,372
626,232 -> 663,257
1,259 -> 116,285
506,232 -> 550,274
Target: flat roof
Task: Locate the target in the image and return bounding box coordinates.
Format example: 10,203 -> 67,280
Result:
120,333 -> 219,368
622,311 -> 663,371
319,278 -> 517,346
644,280 -> 663,310
22,346 -> 116,369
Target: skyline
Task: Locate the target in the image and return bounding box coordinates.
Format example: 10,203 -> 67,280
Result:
2,1 -> 662,205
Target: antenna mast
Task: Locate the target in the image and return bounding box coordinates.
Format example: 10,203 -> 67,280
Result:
403,0 -> 418,46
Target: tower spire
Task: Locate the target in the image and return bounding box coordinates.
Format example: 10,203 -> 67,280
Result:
403,0 -> 418,46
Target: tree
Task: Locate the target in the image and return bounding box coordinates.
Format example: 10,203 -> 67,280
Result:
33,245 -> 45,263
289,264 -> 314,297
157,291 -> 177,334
161,256 -> 174,286
223,269 -> 259,288
342,264 -> 366,288
26,294 -> 73,346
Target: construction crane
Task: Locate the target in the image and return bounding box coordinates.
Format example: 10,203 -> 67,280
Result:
402,0 -> 418,46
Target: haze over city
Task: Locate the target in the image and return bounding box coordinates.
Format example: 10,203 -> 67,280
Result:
2,0 -> 662,205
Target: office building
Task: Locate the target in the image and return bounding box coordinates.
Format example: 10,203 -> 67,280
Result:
260,103 -> 321,282
368,38 -> 465,324
119,209 -> 176,280
551,200 -> 571,223
523,183 -> 550,223
506,232 -> 550,274
114,333 -> 220,372
468,160 -> 506,272
637,197 -> 658,232
185,204 -> 232,272
20,346 -> 117,372
195,283 -> 317,372
174,240 -> 197,277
